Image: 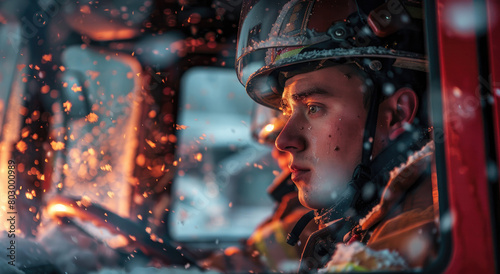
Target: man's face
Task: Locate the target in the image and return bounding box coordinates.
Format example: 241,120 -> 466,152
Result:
276,65 -> 369,210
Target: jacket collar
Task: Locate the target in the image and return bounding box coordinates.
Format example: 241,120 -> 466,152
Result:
314,130 -> 431,226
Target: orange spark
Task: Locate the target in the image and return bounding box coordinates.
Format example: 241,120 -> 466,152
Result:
80,5 -> 91,14
16,140 -> 28,153
136,154 -> 146,166
63,101 -> 72,113
41,85 -> 50,94
42,54 -> 52,63
87,70 -> 100,80
21,128 -> 30,138
71,83 -> 82,92
194,153 -> 202,162
86,112 -> 98,123
50,141 -> 65,151
145,139 -> 156,148
101,164 -> 112,171
175,124 -> 188,130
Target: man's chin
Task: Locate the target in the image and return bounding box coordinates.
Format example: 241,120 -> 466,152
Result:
297,191 -> 323,210
298,189 -> 339,210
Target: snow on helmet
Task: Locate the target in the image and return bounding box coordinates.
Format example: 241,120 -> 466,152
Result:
236,0 -> 427,109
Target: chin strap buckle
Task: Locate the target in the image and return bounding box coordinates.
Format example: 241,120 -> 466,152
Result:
286,210 -> 316,246
352,164 -> 371,185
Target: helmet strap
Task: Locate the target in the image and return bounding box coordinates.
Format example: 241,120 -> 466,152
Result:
355,75 -> 381,181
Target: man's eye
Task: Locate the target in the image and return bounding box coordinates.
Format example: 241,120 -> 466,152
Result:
308,105 -> 320,114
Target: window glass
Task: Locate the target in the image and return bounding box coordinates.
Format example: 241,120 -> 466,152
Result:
170,67 -> 275,241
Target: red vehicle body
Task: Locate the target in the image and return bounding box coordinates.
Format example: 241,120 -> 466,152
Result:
429,0 -> 499,272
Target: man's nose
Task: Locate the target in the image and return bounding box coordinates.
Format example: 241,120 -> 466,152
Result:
275,117 -> 305,153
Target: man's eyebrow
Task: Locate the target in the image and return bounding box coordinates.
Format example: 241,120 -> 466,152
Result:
290,88 -> 329,101
280,88 -> 329,113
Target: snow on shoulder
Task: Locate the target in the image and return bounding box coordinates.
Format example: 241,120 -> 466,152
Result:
318,242 -> 408,272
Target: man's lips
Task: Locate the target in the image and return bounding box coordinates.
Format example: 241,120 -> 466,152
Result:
289,165 -> 310,181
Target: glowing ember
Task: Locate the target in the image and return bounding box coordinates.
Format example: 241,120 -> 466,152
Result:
80,5 -> 91,14
71,83 -> 82,92
21,128 -> 29,138
50,141 -> 65,151
86,112 -> 99,123
63,101 -> 72,113
42,54 -> 52,62
41,85 -> 50,94
16,140 -> 28,153
175,124 -> 188,130
145,139 -> 156,148
101,164 -> 112,171
136,154 -> 146,166
194,153 -> 203,162
87,70 -> 100,80
25,192 -> 34,200
148,110 -> 157,118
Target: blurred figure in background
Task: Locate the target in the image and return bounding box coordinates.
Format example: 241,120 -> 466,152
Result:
200,105 -> 318,273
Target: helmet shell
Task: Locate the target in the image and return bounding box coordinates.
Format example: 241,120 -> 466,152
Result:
236,0 -> 427,109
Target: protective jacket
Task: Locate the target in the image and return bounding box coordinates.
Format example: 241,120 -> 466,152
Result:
247,171 -> 319,271
202,171 -> 318,273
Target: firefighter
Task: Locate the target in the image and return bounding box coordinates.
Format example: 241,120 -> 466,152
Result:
236,0 -> 438,272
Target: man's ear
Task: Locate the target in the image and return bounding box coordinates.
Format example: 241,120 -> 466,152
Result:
387,88 -> 418,140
